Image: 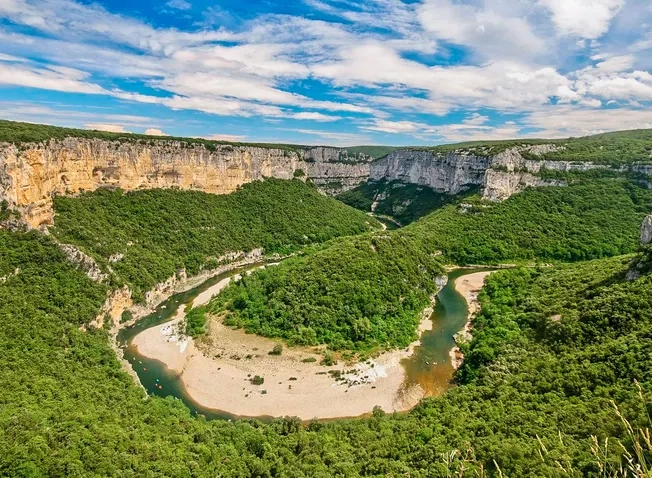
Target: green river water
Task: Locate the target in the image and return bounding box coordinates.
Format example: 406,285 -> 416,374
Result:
117,266 -> 486,420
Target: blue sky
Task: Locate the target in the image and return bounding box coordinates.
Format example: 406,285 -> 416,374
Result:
0,0 -> 650,146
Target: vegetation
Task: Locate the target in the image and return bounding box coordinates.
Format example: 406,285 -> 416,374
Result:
212,179 -> 652,352
404,179 -> 652,264
184,306 -> 207,338
415,129 -> 652,164
250,375 -> 265,385
345,146 -> 397,160
337,179 -> 471,224
0,119 -> 306,152
3,228 -> 652,476
52,179 -> 379,302
209,232 -> 444,351
269,344 -> 283,356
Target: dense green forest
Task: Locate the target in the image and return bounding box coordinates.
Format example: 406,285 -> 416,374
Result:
417,128 -> 652,164
2,228 -> 652,476
209,233 -> 444,351
405,179 -> 652,264
212,179 -> 652,353
51,179 -> 379,302
337,179 -> 469,224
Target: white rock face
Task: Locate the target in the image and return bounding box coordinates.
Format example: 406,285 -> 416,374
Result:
370,151 -> 490,194
0,139 -> 372,228
641,215 -> 652,245
371,144 -> 650,202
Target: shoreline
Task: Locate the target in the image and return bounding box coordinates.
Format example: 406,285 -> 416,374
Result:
449,271 -> 494,370
131,274 -> 448,420
109,250 -> 282,391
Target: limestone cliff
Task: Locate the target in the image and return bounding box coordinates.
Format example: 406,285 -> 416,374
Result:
0,139 -> 371,228
370,144 -> 651,201
370,150 -> 490,195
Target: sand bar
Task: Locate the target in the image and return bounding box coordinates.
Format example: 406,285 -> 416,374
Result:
450,271 -> 493,369
132,273 -> 437,420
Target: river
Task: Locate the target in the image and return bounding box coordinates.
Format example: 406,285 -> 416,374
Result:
117,266 -> 488,420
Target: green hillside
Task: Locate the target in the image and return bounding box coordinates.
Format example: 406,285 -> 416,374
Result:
414,128 -> 652,164
51,179 -> 379,302
337,179 -> 470,224
209,232 -> 444,351
0,119 -> 307,152
405,179 -> 652,264
345,146 -> 397,159
2,228 -> 651,475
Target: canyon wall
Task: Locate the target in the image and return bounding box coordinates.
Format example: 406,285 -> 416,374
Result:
0,139 -> 371,228
371,144 -> 651,201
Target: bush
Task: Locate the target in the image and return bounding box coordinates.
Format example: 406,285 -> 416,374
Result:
250,375 -> 264,385
269,344 -> 283,355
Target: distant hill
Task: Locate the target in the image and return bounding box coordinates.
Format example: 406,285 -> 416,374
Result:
413,129 -> 652,164
345,146 -> 397,159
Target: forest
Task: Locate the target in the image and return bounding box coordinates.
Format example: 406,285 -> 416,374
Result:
51,179 -> 379,302
2,226 -> 652,476
209,233 -> 444,351
337,179 -> 470,224
406,179 -> 652,264
208,179 -> 652,355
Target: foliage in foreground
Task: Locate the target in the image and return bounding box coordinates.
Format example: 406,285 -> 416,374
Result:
52,179 -> 379,302
3,229 -> 652,476
209,233 -> 444,351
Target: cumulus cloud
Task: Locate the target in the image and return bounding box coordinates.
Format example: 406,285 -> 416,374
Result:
144,128 -> 167,136
0,0 -> 649,142
166,0 -> 191,11
205,134 -> 246,142
538,0 -> 624,39
85,123 -> 128,133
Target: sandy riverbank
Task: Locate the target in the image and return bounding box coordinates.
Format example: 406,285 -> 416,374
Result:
449,271 -> 493,369
132,274 -> 439,420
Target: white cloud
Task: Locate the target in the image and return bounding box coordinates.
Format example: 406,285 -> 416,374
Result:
291,112 -> 341,122
417,0 -> 544,61
362,119 -> 424,134
538,0 -> 624,39
166,0 -> 191,11
525,106 -> 652,137
85,123 -> 128,132
0,63 -> 106,94
205,134 -> 246,142
144,128 -> 167,136
295,129 -> 372,146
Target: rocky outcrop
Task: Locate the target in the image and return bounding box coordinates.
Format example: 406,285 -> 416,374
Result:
371,144 -> 651,201
641,215 -> 652,245
0,139 -> 372,228
370,150 -> 490,195
59,243 -> 108,282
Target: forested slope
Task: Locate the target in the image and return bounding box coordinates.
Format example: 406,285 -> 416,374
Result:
2,229 -> 652,476
337,179 -> 468,224
209,233 -> 444,351
406,179 -> 652,264
214,179 -> 652,353
51,179 -> 379,302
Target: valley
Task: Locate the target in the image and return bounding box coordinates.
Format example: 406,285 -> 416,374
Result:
2,120 -> 652,476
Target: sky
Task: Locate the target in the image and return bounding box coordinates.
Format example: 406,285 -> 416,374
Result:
0,0 -> 650,146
